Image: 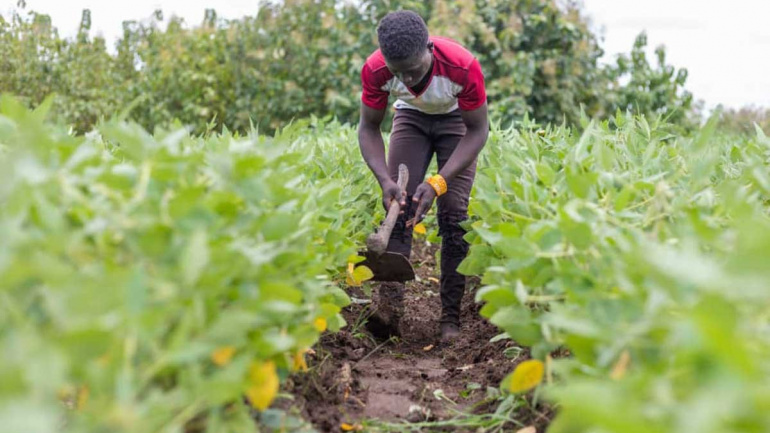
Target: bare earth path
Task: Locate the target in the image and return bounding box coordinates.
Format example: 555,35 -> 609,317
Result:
272,239 -> 554,432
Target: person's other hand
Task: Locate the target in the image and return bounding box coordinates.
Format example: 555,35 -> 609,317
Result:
407,182 -> 437,227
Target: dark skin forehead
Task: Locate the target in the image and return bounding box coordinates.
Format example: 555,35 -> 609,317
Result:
383,42 -> 433,78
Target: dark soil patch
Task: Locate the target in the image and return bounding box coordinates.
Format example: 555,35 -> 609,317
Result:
279,239 -> 554,432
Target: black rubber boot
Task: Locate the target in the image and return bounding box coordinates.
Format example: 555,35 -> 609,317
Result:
438,213 -> 470,328
440,322 -> 460,343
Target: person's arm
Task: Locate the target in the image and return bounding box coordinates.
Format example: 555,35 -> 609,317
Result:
358,104 -> 407,212
438,102 -> 489,182
357,104 -> 389,184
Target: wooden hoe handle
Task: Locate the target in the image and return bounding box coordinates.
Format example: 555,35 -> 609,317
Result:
366,164 -> 409,255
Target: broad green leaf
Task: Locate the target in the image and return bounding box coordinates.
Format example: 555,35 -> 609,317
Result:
262,213 -> 300,241
458,244 -> 496,275
181,229 -> 209,286
260,282 -> 303,304
490,306 -> 543,346
565,169 -> 597,199
475,285 -> 519,307
536,162 -> 556,186
614,185 -> 636,212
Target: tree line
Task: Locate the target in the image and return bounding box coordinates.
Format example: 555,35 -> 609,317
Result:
1,0 -> 704,134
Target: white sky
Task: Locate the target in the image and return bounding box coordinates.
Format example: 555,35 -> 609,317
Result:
581,0 -> 770,112
2,0 -> 769,112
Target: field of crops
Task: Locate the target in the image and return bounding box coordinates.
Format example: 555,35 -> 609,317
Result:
1,95 -> 769,433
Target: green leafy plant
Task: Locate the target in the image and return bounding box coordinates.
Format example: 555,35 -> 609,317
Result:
461,112 -> 770,431
0,96 -> 381,432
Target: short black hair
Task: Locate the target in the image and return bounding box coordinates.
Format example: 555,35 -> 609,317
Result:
376,10 -> 429,61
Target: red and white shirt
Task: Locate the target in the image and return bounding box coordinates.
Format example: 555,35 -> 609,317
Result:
361,36 -> 487,114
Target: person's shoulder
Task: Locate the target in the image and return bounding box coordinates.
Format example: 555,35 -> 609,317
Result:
362,49 -> 393,88
364,49 -> 389,74
430,36 -> 478,70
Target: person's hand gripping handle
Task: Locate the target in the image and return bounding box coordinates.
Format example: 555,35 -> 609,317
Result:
366,164 -> 409,255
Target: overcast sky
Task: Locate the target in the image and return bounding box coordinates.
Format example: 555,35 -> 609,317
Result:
2,0 -> 769,112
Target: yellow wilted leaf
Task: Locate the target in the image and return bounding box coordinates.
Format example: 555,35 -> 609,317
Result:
346,264 -> 373,287
346,262 -> 360,286
76,386 -> 89,411
347,254 -> 366,265
413,223 -> 427,235
610,350 -> 631,380
314,317 -> 328,332
340,423 -> 362,431
211,346 -> 236,366
352,265 -> 374,284
245,360 -> 279,411
516,427 -> 537,433
508,359 -> 544,393
293,349 -> 308,372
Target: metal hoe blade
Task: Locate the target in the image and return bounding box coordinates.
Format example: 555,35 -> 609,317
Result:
359,250 -> 415,282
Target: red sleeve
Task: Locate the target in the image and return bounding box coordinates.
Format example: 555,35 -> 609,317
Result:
457,59 -> 486,111
361,63 -> 389,110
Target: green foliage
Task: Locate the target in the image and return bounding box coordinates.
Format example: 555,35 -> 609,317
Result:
0,96 -> 379,432
603,32 -> 697,131
2,3 -> 766,429
2,1 -> 700,134
0,9 -> 124,132
462,113 -> 770,431
427,0 -> 607,126
2,94 -> 770,431
1,1 -> 375,134
116,1 -> 376,134
717,105 -> 770,136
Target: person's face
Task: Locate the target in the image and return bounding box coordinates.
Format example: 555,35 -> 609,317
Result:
385,43 -> 433,88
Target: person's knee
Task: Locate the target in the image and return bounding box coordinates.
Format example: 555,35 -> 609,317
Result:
437,211 -> 469,249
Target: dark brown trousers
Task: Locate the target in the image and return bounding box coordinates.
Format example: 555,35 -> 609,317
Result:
385,108 -> 476,326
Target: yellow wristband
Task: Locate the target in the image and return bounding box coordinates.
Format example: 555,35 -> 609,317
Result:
426,174 -> 448,196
